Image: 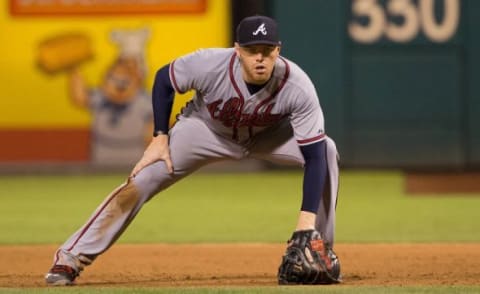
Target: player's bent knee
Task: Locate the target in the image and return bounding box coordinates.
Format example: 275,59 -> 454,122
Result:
131,161 -> 179,202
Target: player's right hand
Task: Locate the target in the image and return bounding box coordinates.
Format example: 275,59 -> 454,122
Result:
130,134 -> 174,177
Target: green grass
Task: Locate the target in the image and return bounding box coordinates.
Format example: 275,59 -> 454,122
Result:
0,170 -> 479,244
337,171 -> 480,242
1,286 -> 480,293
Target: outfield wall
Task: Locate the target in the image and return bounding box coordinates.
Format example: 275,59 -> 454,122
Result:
270,0 -> 480,169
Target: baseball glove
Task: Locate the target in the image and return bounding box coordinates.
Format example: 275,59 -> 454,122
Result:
277,229 -> 341,285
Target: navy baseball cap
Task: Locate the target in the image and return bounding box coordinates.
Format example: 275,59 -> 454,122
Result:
236,15 -> 281,46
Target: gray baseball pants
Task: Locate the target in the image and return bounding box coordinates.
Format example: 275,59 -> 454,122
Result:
52,116 -> 340,271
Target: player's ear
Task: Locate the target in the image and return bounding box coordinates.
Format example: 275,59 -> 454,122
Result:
234,42 -> 241,57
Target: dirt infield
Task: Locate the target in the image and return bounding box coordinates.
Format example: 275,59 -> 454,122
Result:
1,243 -> 480,287
405,172 -> 480,194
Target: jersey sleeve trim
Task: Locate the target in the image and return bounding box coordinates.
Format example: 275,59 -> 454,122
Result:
297,134 -> 326,146
169,59 -> 185,94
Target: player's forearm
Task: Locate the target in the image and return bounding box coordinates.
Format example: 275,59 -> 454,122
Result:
152,64 -> 175,136
297,140 -> 327,230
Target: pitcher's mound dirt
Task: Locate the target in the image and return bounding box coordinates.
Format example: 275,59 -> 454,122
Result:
1,243 -> 480,287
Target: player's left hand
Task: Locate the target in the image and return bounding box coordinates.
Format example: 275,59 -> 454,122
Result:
277,229 -> 341,285
130,134 -> 174,177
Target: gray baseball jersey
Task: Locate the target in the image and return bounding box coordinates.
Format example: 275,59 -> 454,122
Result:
50,48 -> 339,274
170,48 -> 325,146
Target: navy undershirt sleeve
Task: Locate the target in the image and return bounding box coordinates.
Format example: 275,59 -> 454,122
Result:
299,140 -> 327,213
152,64 -> 175,135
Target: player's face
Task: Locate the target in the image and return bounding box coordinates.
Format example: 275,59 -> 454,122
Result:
235,43 -> 280,85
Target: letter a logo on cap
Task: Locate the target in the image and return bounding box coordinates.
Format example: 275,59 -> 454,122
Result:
252,23 -> 267,36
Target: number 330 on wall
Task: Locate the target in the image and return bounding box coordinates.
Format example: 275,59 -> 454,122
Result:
349,0 -> 460,43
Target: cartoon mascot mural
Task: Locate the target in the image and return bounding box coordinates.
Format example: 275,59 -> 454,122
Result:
37,28 -> 154,167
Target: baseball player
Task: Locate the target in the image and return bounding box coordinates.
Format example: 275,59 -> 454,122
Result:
45,15 -> 342,286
